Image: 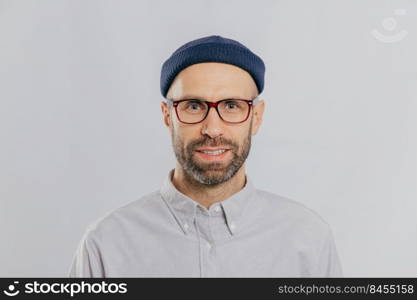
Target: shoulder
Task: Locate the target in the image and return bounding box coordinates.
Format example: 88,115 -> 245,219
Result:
253,189 -> 332,238
82,190 -> 162,241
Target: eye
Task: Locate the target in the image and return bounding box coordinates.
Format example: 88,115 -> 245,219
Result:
189,103 -> 201,110
227,102 -> 237,109
223,100 -> 243,110
183,100 -> 205,112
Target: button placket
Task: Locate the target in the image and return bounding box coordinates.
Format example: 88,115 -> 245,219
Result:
206,210 -> 217,277
195,207 -> 217,277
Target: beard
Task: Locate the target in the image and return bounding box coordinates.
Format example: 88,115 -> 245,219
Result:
171,119 -> 252,186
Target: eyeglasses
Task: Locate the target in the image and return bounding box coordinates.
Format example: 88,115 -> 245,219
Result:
166,97 -> 259,124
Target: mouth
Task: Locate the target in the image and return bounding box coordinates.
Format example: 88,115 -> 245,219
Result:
194,148 -> 231,162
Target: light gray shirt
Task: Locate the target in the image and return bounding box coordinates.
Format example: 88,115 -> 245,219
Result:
69,169 -> 343,277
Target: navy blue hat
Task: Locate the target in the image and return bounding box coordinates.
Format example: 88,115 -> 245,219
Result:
160,35 -> 265,97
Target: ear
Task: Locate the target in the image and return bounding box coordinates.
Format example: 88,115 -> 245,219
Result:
251,100 -> 265,136
161,101 -> 171,128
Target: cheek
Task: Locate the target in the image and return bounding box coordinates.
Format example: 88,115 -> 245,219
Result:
236,127 -> 252,149
235,124 -> 251,139
173,125 -> 199,146
178,121 -> 204,134
171,117 -> 188,137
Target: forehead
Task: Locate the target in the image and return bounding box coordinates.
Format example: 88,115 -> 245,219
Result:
167,62 -> 258,100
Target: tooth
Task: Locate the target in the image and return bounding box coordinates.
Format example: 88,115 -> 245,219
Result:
202,149 -> 226,155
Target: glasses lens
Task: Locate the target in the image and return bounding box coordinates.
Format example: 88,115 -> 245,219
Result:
218,99 -> 249,123
177,100 -> 208,123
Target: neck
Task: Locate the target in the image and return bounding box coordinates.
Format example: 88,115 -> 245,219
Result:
171,163 -> 246,209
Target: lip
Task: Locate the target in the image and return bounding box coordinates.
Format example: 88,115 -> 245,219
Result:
194,149 -> 231,162
195,147 -> 231,151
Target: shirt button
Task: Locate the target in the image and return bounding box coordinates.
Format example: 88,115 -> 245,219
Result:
214,205 -> 221,212
183,223 -> 189,231
206,242 -> 212,250
230,222 -> 236,231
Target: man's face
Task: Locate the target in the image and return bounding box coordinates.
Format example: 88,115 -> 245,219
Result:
161,62 -> 264,186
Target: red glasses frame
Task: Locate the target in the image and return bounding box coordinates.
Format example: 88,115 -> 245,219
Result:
166,97 -> 259,124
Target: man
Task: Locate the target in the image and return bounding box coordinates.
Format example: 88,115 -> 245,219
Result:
69,35 -> 343,277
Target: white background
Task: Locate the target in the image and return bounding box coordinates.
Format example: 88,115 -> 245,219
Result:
1,0 -> 416,277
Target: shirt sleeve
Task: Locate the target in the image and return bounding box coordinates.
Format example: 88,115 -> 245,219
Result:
314,226 -> 344,277
68,227 -> 105,278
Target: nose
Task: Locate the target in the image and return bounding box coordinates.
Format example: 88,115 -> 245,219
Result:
200,106 -> 224,138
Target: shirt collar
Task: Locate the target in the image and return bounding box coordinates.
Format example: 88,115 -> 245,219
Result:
160,168 -> 256,236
